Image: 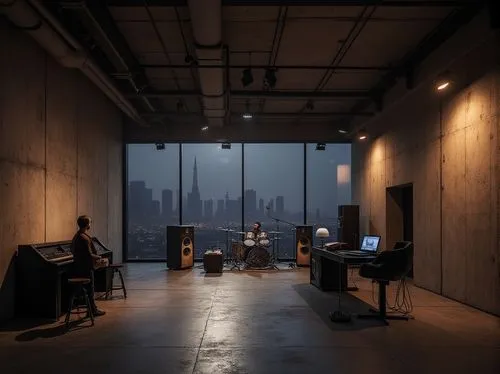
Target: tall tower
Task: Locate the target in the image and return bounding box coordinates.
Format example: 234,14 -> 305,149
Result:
192,157 -> 199,194
187,157 -> 202,221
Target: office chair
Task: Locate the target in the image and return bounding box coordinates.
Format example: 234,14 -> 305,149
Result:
357,241 -> 413,325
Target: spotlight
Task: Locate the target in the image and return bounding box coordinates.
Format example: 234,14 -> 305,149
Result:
155,143 -> 165,150
242,113 -> 253,120
435,71 -> 452,91
264,68 -> 277,89
201,126 -> 209,131
241,68 -> 253,87
338,129 -> 347,134
221,142 -> 231,149
316,143 -> 326,151
357,130 -> 368,141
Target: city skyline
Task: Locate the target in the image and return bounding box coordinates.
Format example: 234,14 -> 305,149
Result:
127,143 -> 351,216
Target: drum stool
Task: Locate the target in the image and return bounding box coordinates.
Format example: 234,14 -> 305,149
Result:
105,264 -> 127,299
203,250 -> 223,273
65,278 -> 94,328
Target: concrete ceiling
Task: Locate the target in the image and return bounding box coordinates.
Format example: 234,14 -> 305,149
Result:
41,0 -> 484,140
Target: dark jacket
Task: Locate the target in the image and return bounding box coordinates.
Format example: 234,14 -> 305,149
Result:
71,232 -> 97,276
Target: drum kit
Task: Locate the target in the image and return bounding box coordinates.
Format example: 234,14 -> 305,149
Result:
218,227 -> 283,270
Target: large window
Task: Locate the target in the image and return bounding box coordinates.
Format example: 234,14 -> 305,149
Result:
181,144 -> 242,259
127,144 -> 180,259
125,143 -> 351,261
306,143 -> 351,246
244,144 -> 304,259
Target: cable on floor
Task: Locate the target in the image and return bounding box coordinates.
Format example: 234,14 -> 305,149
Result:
370,276 -> 414,317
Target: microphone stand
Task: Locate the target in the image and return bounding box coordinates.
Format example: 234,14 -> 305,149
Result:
267,214 -> 297,269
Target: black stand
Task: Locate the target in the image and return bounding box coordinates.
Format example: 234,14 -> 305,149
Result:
218,228 -> 234,264
357,280 -> 410,325
329,259 -> 351,323
268,215 -> 297,270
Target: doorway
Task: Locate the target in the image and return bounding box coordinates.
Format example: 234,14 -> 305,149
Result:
386,184 -> 414,278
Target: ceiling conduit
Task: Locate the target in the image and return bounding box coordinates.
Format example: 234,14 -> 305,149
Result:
187,0 -> 226,127
0,0 -> 146,126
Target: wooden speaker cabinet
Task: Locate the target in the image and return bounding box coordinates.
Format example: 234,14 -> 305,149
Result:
295,225 -> 313,266
166,225 -> 194,270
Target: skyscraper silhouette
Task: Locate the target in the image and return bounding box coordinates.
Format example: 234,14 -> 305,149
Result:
187,157 -> 202,221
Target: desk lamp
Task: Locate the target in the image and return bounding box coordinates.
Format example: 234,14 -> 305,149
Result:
315,228 -> 329,248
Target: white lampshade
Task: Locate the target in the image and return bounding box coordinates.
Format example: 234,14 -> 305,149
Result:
315,228 -> 330,238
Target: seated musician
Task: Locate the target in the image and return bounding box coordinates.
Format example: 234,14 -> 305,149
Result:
252,221 -> 262,236
243,221 -> 262,260
70,215 -> 105,317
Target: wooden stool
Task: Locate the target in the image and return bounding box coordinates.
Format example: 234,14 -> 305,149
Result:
65,278 -> 94,328
105,264 -> 127,299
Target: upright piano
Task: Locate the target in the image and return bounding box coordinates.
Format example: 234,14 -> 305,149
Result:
16,237 -> 113,320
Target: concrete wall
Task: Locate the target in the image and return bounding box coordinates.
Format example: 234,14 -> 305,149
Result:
0,25 -> 123,321
352,14 -> 500,315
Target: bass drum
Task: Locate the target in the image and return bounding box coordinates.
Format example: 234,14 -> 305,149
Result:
245,247 -> 271,268
243,231 -> 256,247
231,241 -> 246,262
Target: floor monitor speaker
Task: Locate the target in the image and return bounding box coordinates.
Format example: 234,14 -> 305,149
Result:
296,225 -> 313,266
166,225 -> 194,270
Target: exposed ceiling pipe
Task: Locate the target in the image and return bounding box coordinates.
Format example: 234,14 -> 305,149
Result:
0,0 -> 147,126
187,0 -> 226,127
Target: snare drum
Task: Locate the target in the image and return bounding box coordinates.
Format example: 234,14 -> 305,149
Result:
243,232 -> 256,247
257,231 -> 270,247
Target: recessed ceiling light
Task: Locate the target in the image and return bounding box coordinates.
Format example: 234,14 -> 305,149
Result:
201,126 -> 209,131
242,113 -> 253,119
338,129 -> 347,134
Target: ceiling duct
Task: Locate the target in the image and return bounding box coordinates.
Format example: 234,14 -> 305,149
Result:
187,0 -> 226,127
0,0 -> 146,126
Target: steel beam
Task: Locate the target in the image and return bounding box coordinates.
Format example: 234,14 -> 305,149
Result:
139,111 -> 374,118
348,2 -> 485,115
103,0 -> 479,7
62,1 -> 160,111
142,64 -> 391,71
132,90 -> 371,99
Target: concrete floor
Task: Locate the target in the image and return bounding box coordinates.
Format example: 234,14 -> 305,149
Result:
0,263 -> 499,374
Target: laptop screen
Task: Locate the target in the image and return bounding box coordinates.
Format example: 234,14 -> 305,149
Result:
360,235 -> 380,252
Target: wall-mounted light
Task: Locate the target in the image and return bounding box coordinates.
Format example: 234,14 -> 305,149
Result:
435,71 -> 452,91
357,130 -> 368,141
242,113 -> 253,120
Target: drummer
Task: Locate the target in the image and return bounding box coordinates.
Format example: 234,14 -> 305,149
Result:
243,221 -> 262,260
252,221 -> 262,236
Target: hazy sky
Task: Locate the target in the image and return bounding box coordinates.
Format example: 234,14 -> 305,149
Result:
127,143 -> 351,215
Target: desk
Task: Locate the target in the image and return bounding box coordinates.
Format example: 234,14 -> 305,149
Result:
310,247 -> 376,291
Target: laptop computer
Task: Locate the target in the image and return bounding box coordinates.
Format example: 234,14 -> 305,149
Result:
339,235 -> 381,256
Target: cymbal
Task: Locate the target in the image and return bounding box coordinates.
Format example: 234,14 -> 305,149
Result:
235,231 -> 246,235
268,231 -> 283,234
218,228 -> 234,232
